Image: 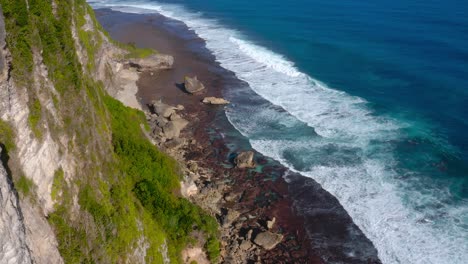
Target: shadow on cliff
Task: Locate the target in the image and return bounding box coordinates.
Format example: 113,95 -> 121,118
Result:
0,143 -> 13,182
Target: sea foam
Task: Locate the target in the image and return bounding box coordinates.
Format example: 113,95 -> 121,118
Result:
90,1 -> 468,263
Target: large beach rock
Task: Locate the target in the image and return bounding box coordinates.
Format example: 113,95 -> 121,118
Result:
253,231 -> 283,250
202,97 -> 230,105
184,76 -> 205,94
128,54 -> 173,71
234,151 -> 256,168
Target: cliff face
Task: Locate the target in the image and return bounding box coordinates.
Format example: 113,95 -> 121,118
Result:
0,1 -> 217,263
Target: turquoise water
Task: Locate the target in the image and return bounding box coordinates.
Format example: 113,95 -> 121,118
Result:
91,1 -> 468,263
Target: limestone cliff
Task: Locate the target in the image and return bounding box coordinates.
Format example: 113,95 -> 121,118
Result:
0,1 -> 218,263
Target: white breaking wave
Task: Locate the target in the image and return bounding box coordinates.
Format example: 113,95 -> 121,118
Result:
89,1 -> 468,263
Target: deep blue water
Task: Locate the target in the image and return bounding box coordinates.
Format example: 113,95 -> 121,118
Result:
91,1 -> 468,263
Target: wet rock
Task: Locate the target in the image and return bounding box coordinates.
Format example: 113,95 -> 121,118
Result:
234,151 -> 256,169
253,231 -> 283,250
184,76 -> 205,94
202,97 -> 230,105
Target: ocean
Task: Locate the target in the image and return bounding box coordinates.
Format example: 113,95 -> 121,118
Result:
89,0 -> 468,263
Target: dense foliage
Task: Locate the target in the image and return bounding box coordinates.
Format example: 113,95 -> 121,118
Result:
105,96 -> 220,261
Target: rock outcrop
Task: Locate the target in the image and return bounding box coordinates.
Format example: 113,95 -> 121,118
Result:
234,151 -> 256,168
127,54 -> 174,72
253,231 -> 283,250
202,97 -> 230,105
184,76 -> 205,94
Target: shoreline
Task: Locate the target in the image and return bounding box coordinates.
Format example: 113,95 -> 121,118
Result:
96,9 -> 381,263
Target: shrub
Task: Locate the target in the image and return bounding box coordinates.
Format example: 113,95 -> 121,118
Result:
0,120 -> 15,152
15,175 -> 35,197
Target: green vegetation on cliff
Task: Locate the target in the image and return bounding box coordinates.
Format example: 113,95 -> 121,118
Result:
0,0 -> 219,263
0,119 -> 15,152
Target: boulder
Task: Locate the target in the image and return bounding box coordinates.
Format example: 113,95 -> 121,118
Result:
127,54 -> 174,71
151,101 -> 177,118
253,231 -> 283,250
202,97 -> 230,105
234,151 -> 256,169
184,76 -> 205,94
162,118 -> 188,139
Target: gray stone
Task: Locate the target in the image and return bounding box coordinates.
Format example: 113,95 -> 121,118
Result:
151,101 -> 177,118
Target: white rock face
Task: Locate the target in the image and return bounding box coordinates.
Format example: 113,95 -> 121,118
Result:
0,147 -> 33,264
0,12 -> 63,264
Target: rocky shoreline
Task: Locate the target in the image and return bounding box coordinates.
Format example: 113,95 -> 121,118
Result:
96,9 -> 382,264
